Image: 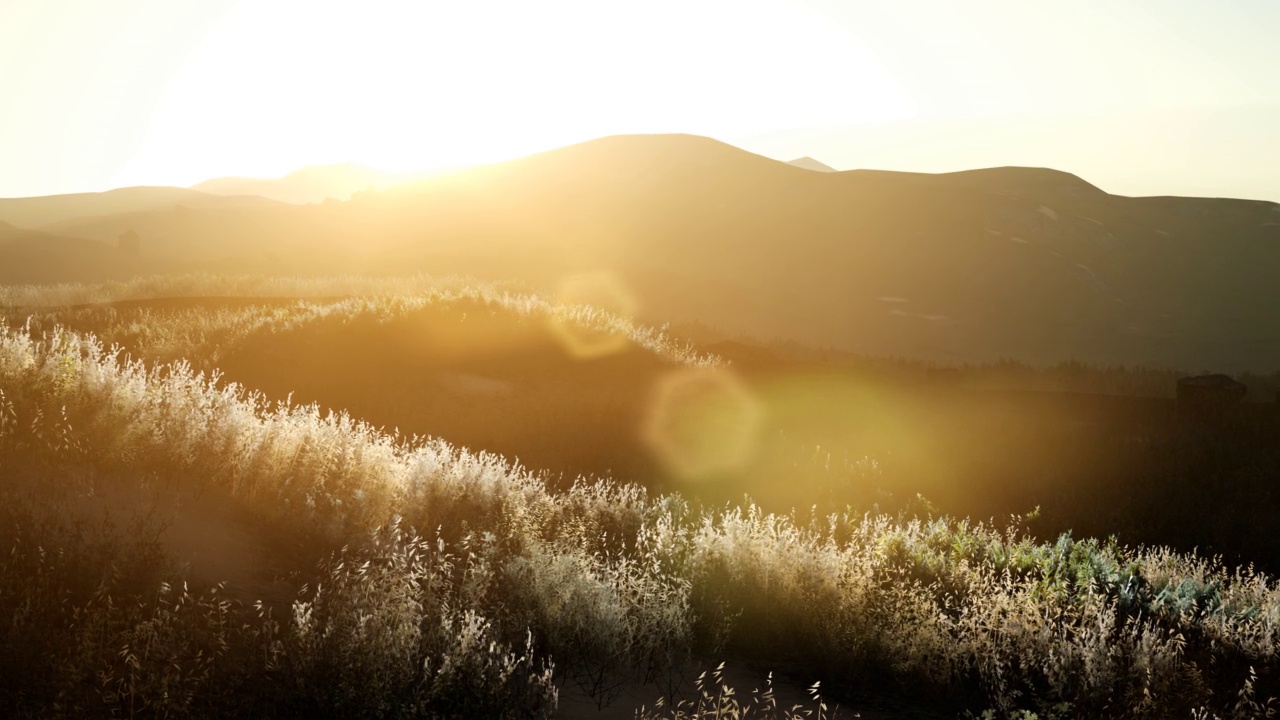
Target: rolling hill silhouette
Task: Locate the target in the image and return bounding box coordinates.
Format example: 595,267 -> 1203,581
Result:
361,134 -> 1280,371
0,186 -> 281,229
40,201 -> 358,270
5,133 -> 1280,371
211,297 -> 682,486
0,221 -> 150,284
787,156 -> 837,172
191,163 -> 402,204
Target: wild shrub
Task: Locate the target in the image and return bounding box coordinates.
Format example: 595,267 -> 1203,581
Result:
499,536 -> 692,705
5,321 -> 1280,717
277,521 -> 558,719
0,495 -> 270,718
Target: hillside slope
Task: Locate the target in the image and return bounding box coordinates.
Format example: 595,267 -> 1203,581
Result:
362,134 -> 1280,370
5,134 -> 1280,370
0,221 -> 149,283
192,163 -> 400,204
0,186 -> 282,228
787,156 -> 837,172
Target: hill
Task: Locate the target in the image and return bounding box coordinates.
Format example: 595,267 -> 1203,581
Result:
4,134 -> 1280,371
787,156 -> 837,172
192,162 -> 402,204
0,221 -> 149,283
5,282 -> 716,488
11,278 -> 1280,571
39,201 -> 358,270
0,185 -> 281,229
361,134 -> 1280,371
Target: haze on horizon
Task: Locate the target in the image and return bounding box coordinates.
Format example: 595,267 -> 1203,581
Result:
1,0 -> 1277,201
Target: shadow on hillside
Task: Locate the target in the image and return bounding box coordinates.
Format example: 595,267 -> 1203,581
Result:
212,299 -> 673,490
195,299 -> 1280,571
16,296 -> 1280,571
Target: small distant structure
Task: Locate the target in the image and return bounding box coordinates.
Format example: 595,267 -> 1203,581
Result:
117,229 -> 141,257
1176,374 -> 1247,417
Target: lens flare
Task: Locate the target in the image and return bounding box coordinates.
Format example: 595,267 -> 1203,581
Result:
643,367 -> 765,480
547,270 -> 638,360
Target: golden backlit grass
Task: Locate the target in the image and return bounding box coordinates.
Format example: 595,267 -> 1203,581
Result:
3,319 -> 1280,718
4,276 -> 1240,526
1,274 -> 717,369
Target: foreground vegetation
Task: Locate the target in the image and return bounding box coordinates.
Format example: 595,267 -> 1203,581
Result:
9,278 -> 1280,572
3,311 -> 1280,718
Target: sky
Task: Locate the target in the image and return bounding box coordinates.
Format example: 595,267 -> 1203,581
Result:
1,0 -> 1277,200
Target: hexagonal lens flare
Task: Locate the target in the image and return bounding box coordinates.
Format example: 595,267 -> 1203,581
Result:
547,270 -> 639,360
643,367 -> 765,481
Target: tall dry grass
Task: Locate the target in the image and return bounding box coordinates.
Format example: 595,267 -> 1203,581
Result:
2,277 -> 718,370
2,314 -> 1280,717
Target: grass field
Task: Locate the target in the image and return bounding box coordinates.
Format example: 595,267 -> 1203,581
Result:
3,277 -> 1280,718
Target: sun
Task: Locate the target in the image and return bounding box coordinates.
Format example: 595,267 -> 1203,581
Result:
114,0 -> 914,187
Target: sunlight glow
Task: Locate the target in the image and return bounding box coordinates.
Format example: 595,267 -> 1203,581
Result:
5,0 -> 1278,198
644,368 -> 765,481
548,271 -> 639,360
112,0 -> 913,186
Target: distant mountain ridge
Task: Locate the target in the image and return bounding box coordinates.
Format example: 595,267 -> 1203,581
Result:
0,186 -> 281,229
359,134 -> 1280,371
787,156 -> 837,172
191,163 -> 402,204
4,133 -> 1280,372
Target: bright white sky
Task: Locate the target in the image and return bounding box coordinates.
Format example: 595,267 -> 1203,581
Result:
1,0 -> 1277,199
